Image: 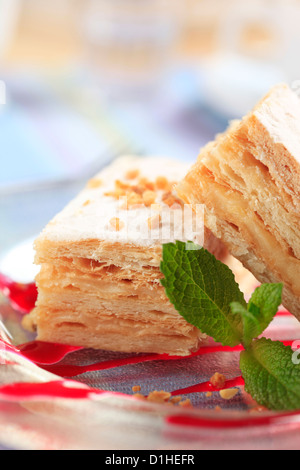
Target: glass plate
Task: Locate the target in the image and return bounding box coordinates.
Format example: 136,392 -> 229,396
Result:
1,182 -> 300,450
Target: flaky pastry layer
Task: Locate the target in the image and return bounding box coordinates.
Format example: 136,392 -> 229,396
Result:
178,84 -> 300,319
24,156 -> 225,355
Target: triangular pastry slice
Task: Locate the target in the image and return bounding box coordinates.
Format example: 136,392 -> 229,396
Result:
178,84 -> 300,319
23,156 -> 225,356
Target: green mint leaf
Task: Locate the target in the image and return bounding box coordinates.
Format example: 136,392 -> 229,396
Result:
248,283 -> 283,328
240,338 -> 300,411
230,284 -> 282,347
230,301 -> 258,348
160,241 -> 246,347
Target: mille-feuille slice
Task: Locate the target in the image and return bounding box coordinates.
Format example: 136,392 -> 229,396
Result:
177,84 -> 300,320
23,156 -> 225,355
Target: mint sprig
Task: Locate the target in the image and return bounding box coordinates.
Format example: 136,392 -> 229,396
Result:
160,241 -> 299,411
240,339 -> 300,411
231,283 -> 283,347
160,241 -> 246,347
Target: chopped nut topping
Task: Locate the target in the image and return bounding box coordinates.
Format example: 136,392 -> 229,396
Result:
105,188 -> 126,199
162,191 -> 173,201
219,389 -> 239,400
127,192 -> 144,207
210,372 -> 226,389
147,390 -> 172,403
125,169 -> 140,180
120,193 -> 144,210
103,175 -> 184,212
143,190 -> 157,207
87,178 -> 102,189
155,176 -> 170,190
170,396 -> 182,404
109,217 -> 124,231
179,399 -> 193,408
104,180 -> 129,199
115,180 -> 131,191
132,385 -> 141,393
131,185 -> 145,195
132,388 -> 193,408
133,393 -> 146,401
148,214 -> 161,230
139,177 -> 155,191
162,191 -> 183,208
83,200 -> 91,207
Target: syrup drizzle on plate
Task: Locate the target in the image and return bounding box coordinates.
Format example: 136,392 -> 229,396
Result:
18,341 -> 83,365
23,343 -> 245,375
0,273 -> 37,314
0,277 -> 297,418
0,337 -> 295,398
17,340 -> 294,376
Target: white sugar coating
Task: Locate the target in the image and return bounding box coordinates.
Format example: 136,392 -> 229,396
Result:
254,84 -> 300,165
37,156 -> 205,247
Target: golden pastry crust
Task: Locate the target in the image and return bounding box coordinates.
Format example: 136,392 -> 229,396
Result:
178,84 -> 300,319
24,156 -> 226,355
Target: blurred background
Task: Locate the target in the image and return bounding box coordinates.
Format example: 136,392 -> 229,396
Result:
1,0 -> 300,278
1,0 -> 300,188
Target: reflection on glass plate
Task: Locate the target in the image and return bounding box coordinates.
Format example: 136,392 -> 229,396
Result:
1,238 -> 300,449
1,183 -> 300,449
0,236 -> 38,283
